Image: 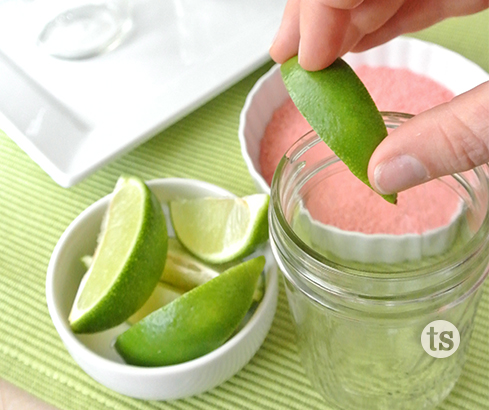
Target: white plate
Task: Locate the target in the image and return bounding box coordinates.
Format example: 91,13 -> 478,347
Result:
0,0 -> 286,187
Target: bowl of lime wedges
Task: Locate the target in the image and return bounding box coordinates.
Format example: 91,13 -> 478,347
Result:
46,177 -> 278,400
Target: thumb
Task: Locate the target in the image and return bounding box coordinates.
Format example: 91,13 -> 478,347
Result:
368,81 -> 489,195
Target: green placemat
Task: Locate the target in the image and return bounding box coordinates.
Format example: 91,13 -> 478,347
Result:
1,10 -> 488,410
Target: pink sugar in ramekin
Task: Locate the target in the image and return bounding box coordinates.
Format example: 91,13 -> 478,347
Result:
260,65 -> 459,238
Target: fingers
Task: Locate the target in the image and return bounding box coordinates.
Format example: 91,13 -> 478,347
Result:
299,2 -> 350,70
352,0 -> 438,52
340,0 -> 405,56
270,0 -> 352,70
271,0 -> 489,70
269,0 -> 301,64
353,0 -> 489,53
270,0 -> 407,71
323,0 -> 364,8
368,82 -> 489,194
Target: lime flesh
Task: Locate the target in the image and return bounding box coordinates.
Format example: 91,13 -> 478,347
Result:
69,176 -> 168,333
127,282 -> 183,325
170,194 -> 269,264
160,238 -> 229,290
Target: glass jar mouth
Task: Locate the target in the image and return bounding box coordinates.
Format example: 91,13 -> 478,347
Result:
269,112 -> 489,300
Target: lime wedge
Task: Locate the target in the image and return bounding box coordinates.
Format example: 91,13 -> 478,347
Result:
69,176 -> 168,333
170,194 -> 269,264
162,237 -> 265,302
114,256 -> 265,366
127,282 -> 183,325
281,57 -> 396,203
161,238 -> 229,290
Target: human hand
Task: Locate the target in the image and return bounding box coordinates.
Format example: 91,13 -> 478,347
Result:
270,0 -> 489,194
270,0 -> 488,71
368,81 -> 489,194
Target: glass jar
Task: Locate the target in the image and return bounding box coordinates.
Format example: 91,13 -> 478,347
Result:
269,113 -> 489,410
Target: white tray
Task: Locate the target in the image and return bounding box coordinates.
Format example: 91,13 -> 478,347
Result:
0,0 -> 286,187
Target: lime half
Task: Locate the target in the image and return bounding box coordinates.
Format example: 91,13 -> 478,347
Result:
69,176 -> 168,333
170,194 -> 269,264
115,256 -> 265,366
281,57 -> 396,203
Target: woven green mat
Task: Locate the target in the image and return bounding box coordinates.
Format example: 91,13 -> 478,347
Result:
1,10 -> 488,410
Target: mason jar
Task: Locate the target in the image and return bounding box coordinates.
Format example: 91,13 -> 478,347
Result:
269,112 -> 489,410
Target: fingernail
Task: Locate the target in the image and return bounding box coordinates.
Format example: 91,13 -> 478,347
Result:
297,40 -> 302,66
374,155 -> 429,194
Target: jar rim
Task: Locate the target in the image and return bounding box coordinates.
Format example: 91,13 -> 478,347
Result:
270,112 -> 489,283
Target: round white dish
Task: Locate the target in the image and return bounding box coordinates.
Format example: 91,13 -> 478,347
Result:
239,36 -> 489,195
238,37 -> 489,264
46,178 -> 278,400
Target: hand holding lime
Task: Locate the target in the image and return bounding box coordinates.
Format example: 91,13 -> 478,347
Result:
281,56 -> 397,204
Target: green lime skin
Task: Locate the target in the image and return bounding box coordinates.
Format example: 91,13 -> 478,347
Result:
281,56 -> 397,204
114,256 -> 266,367
70,178 -> 168,333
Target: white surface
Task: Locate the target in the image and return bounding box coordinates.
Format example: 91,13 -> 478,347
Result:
0,0 -> 286,187
37,0 -> 133,59
239,37 -> 489,196
46,178 -> 279,400
238,37 -> 489,264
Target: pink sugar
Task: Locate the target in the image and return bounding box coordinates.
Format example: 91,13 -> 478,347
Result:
305,173 -> 460,235
259,98 -> 312,184
355,66 -> 454,114
259,66 -> 460,235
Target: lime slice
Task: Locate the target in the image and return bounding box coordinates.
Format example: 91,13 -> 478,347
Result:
170,194 -> 269,264
281,57 -> 397,204
127,282 -> 184,325
163,237 -> 265,301
69,176 -> 168,333
163,237 -> 264,300
114,256 -> 265,366
161,238 -> 230,290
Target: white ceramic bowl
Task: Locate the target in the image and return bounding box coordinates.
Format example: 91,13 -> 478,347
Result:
46,178 -> 278,400
239,36 -> 489,195
238,37 -> 489,264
